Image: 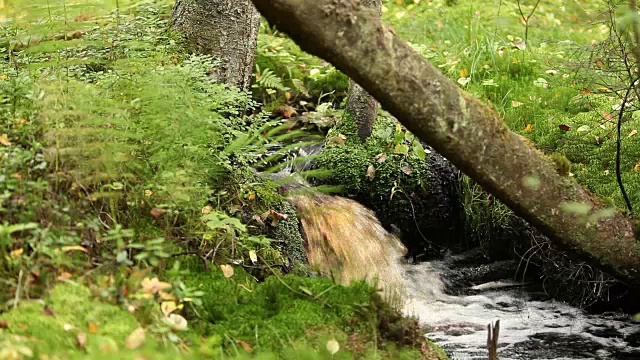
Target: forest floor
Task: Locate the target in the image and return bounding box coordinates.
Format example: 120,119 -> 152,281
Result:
0,0 -> 638,359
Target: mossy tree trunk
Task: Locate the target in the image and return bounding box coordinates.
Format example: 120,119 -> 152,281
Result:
172,0 -> 260,90
344,0 -> 381,141
249,0 -> 640,286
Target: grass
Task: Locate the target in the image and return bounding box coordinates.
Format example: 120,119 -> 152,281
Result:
384,0 -> 640,210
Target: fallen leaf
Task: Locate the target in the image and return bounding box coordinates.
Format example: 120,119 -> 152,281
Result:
595,136 -> 601,145
10,173 -> 22,180
0,133 -> 12,146
164,314 -> 188,332
161,301 -> 179,317
511,39 -> 526,50
247,192 -> 256,201
236,340 -> 253,353
603,112 -> 613,121
249,250 -> 258,264
150,208 -> 165,219
64,324 -> 74,331
88,320 -> 98,334
366,165 -> 376,180
629,129 -> 638,138
375,153 -> 387,163
524,124 -> 533,132
327,133 -> 347,145
220,264 -> 234,278
61,245 -> 88,253
512,101 -> 523,108
634,162 -> 640,172
57,272 -> 72,280
401,166 -> 413,175
559,124 -> 571,132
201,205 -> 213,215
140,277 -> 172,295
125,327 -> 146,350
10,248 -> 23,258
77,332 -> 88,349
459,68 -> 469,78
273,105 -> 297,119
326,339 -> 340,355
0,320 -> 8,329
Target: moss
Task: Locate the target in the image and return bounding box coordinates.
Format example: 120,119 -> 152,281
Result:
180,268 -> 438,358
549,152 -> 572,177
273,201 -> 308,266
0,278 -> 442,359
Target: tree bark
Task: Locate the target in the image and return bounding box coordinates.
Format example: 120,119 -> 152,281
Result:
172,0 -> 260,90
344,0 -> 381,141
249,0 -> 640,285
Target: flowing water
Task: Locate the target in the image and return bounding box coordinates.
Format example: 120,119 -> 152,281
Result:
293,195 -> 640,360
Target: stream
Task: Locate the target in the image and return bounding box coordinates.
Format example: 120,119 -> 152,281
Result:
402,261 -> 640,360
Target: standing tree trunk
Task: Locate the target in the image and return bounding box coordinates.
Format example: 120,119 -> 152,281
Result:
249,0 -> 640,286
172,0 -> 260,90
344,0 -> 381,141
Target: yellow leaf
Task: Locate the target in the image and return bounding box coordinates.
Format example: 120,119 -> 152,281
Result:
10,248 -> 23,258
220,264 -> 234,278
511,101 -> 523,108
125,327 -> 146,350
0,133 -> 12,146
161,301 -> 179,317
524,124 -> 533,133
0,74 -> 7,79
201,205 -> 213,214
140,277 -> 172,295
88,321 -> 98,334
629,129 -> 638,138
634,162 -> 640,172
247,192 -> 256,201
459,68 -> 469,78
249,250 -> 258,264
61,245 -> 88,253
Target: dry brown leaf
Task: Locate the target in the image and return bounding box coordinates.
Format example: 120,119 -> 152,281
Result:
236,340 -> 253,353
375,153 -> 387,163
273,105 -> 297,119
125,327 -> 146,350
366,165 -> 376,180
57,272 -> 73,280
559,124 -> 571,132
0,320 -> 8,329
401,166 -> 413,175
220,264 -> 234,278
10,173 -> 22,180
634,162 -> 640,172
603,113 -> 613,121
150,208 -> 165,219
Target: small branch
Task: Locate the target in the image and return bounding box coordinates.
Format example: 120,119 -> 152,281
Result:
516,0 -> 541,44
616,85 -> 634,213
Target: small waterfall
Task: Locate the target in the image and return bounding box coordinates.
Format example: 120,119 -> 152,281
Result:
290,195 -> 640,360
291,194 -> 408,300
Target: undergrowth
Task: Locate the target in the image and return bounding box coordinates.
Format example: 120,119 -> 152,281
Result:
0,0 -> 439,358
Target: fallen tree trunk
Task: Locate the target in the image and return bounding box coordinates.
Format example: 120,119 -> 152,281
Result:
249,0 -> 640,285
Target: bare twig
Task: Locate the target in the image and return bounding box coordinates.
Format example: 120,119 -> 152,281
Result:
616,84 -> 634,213
516,0 -> 541,44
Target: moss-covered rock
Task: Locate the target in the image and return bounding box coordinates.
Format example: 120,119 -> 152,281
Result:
317,115 -> 463,257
